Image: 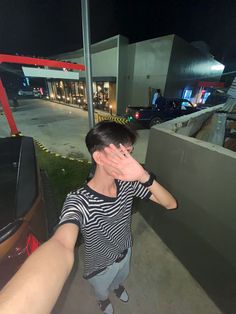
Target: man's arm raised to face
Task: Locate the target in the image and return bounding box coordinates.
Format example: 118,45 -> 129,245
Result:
101,144 -> 177,210
0,223 -> 79,314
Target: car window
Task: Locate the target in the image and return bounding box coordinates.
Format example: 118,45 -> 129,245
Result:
170,100 -> 180,107
181,101 -> 192,108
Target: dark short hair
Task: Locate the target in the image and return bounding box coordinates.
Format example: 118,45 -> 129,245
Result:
85,121 -> 137,154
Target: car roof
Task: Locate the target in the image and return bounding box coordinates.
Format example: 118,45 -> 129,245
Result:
166,98 -> 190,102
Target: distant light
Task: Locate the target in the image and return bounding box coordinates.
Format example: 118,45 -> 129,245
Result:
67,97 -> 70,101
211,64 -> 224,71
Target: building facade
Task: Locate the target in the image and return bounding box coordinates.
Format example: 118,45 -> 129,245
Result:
50,34 -> 224,115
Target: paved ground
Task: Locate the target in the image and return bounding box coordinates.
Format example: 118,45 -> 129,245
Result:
53,212 -> 221,314
0,99 -> 149,163
0,99 -> 222,313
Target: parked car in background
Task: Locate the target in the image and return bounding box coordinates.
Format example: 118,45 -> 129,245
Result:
18,88 -> 41,98
126,98 -> 201,128
0,136 -> 48,288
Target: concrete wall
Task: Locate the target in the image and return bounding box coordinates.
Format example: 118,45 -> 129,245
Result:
227,77 -> 236,98
140,109 -> 236,313
165,35 -> 224,98
66,47 -> 118,78
126,35 -> 173,107
159,104 -> 224,137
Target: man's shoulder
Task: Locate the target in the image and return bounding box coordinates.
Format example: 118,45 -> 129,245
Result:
65,186 -> 91,203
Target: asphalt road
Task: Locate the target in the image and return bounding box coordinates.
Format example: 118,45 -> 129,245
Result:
0,99 -> 150,163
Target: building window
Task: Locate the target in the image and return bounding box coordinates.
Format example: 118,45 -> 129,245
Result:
182,88 -> 192,101
49,80 -> 113,112
93,82 -> 110,112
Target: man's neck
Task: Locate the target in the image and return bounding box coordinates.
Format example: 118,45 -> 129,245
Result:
87,167 -> 117,198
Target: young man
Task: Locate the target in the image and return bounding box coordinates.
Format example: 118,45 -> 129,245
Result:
59,121 -> 177,314
0,121 -> 177,314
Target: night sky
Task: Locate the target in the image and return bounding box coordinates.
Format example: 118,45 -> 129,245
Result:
0,0 -> 236,72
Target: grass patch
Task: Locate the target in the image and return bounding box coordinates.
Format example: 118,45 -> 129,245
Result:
35,145 -> 92,207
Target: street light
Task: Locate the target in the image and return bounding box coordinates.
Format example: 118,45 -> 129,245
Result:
81,0 -> 95,129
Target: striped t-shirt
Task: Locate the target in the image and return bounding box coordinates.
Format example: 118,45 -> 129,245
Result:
59,179 -> 151,279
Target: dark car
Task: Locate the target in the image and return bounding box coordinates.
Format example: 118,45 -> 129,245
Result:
0,136 -> 48,288
18,88 -> 41,98
126,98 -> 200,128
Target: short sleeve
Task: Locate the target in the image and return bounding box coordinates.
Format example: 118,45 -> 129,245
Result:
58,193 -> 86,228
131,181 -> 152,200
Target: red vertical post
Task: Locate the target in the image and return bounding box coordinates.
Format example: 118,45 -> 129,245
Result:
0,78 -> 19,135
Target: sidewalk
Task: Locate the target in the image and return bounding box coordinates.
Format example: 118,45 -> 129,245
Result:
53,212 -> 221,314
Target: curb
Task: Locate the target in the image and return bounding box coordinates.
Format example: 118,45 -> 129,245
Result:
10,134 -> 90,163
34,139 -> 92,164
44,99 -> 128,125
96,113 -> 128,124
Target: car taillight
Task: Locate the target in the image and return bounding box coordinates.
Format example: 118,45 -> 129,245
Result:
0,232 -> 41,287
7,232 -> 41,260
134,112 -> 140,119
25,233 -> 41,256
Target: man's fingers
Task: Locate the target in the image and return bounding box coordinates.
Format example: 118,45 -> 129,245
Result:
119,143 -> 130,156
100,154 -> 126,172
104,146 -> 126,161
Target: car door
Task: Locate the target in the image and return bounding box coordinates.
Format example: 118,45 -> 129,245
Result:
169,100 -> 182,119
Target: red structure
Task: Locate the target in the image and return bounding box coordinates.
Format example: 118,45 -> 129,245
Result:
0,54 -> 85,135
197,81 -> 225,88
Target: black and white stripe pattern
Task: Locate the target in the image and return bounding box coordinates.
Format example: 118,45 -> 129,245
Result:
59,180 -> 151,278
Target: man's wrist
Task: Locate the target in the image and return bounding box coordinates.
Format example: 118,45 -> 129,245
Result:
139,171 -> 156,187
139,171 -> 150,184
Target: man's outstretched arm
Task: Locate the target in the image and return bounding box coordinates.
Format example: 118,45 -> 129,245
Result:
0,223 -> 79,314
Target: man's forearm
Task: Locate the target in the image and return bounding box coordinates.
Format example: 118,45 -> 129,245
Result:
139,170 -> 177,209
0,236 -> 74,314
139,169 -> 177,209
149,179 -> 177,209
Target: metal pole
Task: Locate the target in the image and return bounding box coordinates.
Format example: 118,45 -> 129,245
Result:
0,78 -> 20,135
81,0 -> 95,129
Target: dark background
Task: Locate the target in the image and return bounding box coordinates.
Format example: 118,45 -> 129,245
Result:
0,0 -> 236,72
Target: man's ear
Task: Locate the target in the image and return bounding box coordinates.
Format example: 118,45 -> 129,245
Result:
92,151 -> 103,165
